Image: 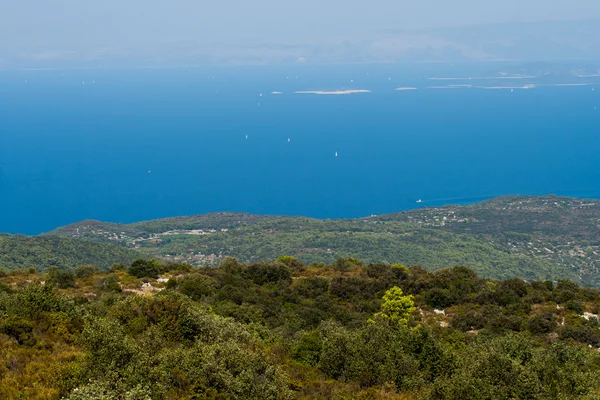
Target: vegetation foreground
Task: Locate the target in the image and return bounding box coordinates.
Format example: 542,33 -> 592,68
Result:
2,257 -> 600,399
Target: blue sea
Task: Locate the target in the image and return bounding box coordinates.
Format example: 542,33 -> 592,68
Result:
1,63 -> 599,235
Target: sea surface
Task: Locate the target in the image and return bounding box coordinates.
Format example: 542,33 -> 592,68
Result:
1,63 -> 599,235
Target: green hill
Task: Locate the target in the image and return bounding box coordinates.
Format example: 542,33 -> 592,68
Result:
44,195 -> 600,285
0,235 -> 142,272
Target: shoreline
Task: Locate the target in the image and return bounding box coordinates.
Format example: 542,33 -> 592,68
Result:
21,194 -> 600,236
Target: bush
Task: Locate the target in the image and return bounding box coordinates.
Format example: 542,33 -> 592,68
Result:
391,264 -> 409,280
165,278 -> 177,289
129,259 -> 160,279
161,262 -> 193,274
527,312 -> 557,334
276,255 -> 305,271
109,263 -> 128,272
0,281 -> 12,294
561,323 -> 600,346
333,257 -> 361,272
292,330 -> 322,366
242,263 -> 292,285
177,274 -> 216,300
294,277 -> 329,298
451,309 -> 486,332
183,340 -> 291,399
220,257 -> 242,274
13,284 -> 67,318
565,299 -> 584,315
100,274 -> 122,293
81,317 -> 137,372
47,266 -> 75,288
64,382 -> 152,400
425,288 -> 457,309
0,315 -> 35,345
75,265 -> 100,279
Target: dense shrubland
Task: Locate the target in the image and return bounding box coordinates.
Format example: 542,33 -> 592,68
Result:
1,257 -> 600,399
0,235 -> 140,272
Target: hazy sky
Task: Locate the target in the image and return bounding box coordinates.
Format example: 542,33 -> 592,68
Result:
2,0 -> 600,50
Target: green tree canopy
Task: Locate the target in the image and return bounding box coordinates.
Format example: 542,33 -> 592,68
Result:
374,286 -> 416,326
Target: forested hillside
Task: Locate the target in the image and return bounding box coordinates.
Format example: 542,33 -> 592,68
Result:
45,195 -> 600,285
2,257 -> 600,399
0,235 -> 141,271
393,196 -> 600,285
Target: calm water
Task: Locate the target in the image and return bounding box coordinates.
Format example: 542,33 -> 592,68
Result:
1,64 -> 599,234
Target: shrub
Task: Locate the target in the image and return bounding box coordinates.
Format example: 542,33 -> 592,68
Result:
64,382 -> 152,400
365,263 -> 391,279
161,262 -> 193,274
129,259 -> 160,279
242,263 -> 292,285
565,299 -> 584,315
330,276 -> 375,300
14,284 -> 67,318
183,340 -> 291,399
100,274 -> 122,293
276,255 -> 305,271
47,266 -> 76,288
109,263 -> 128,272
0,315 -> 35,345
81,317 -> 137,372
561,323 -> 600,346
333,257 -> 361,272
165,278 -> 177,289
425,288 -> 457,309
451,309 -> 486,332
177,274 -> 216,300
294,277 -> 329,298
75,265 -> 100,279
391,264 -> 409,280
292,330 -> 323,366
527,312 -> 557,334
220,257 -> 242,274
0,281 -> 12,294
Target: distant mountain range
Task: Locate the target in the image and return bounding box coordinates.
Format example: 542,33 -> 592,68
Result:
3,20 -> 600,69
38,195 -> 600,286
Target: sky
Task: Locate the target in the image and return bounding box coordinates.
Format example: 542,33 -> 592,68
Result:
2,0 -> 600,50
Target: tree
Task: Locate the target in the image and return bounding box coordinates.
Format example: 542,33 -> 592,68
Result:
373,286 -> 415,326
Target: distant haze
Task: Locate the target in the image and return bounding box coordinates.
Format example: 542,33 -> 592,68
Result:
2,1 -> 600,68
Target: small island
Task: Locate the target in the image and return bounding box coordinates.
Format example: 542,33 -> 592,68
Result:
294,89 -> 371,95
